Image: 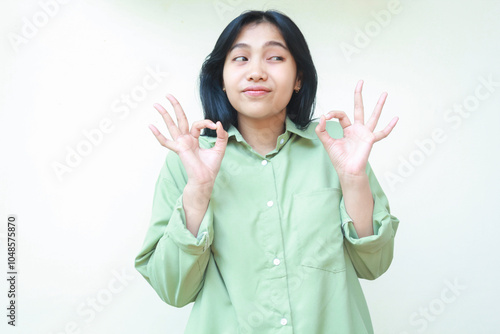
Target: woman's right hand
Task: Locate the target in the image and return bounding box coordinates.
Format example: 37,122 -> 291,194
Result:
148,94 -> 229,189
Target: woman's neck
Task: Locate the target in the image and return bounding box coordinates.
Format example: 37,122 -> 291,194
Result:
237,111 -> 286,156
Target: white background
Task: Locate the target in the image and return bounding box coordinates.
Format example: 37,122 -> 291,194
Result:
1,0 -> 499,333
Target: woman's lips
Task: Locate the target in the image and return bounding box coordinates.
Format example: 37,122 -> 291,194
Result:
242,86 -> 271,97
244,90 -> 269,96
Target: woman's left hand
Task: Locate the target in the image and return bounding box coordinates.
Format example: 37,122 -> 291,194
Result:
315,80 -> 398,178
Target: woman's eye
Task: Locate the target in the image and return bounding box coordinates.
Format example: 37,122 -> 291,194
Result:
270,56 -> 284,61
233,56 -> 247,61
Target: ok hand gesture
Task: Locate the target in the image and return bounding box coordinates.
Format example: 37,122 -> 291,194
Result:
315,80 -> 398,178
149,94 -> 228,188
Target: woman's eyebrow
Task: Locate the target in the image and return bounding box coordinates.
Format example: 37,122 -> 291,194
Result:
229,40 -> 288,52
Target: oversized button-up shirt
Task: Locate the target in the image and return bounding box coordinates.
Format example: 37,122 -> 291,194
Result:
135,116 -> 400,334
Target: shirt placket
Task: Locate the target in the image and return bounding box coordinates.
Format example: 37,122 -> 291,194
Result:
259,152 -> 294,333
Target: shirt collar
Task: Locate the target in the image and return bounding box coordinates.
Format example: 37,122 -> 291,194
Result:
204,115 -> 317,143
284,115 -> 317,140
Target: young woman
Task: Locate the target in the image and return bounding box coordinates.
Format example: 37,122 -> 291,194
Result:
135,10 -> 399,334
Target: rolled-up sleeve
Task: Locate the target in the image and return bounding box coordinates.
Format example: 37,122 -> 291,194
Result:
134,152 -> 214,307
340,162 -> 399,280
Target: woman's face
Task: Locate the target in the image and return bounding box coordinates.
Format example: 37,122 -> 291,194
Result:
222,22 -> 301,124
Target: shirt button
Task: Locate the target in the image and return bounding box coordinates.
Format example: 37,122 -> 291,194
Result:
279,138 -> 285,145
267,201 -> 274,207
280,318 -> 288,326
261,160 -> 268,166
273,258 -> 280,266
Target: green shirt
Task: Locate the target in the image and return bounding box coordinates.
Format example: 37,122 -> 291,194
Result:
135,116 -> 399,334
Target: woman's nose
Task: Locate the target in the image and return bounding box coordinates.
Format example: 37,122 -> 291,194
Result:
247,59 -> 267,81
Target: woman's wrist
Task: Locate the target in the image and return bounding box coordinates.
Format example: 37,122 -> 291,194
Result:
184,182 -> 213,210
338,171 -> 369,189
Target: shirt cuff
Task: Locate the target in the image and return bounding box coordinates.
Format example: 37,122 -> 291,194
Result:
340,194 -> 396,253
164,193 -> 214,255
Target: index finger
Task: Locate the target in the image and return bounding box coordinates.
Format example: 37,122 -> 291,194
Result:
166,94 -> 190,135
154,103 -> 180,139
366,91 -> 388,132
354,80 -> 364,124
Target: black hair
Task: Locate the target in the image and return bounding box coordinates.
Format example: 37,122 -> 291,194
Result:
199,9 -> 318,137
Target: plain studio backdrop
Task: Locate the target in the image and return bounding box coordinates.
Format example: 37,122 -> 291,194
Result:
1,0 -> 499,333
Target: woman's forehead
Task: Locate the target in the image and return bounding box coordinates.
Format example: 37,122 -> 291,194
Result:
232,22 -> 286,47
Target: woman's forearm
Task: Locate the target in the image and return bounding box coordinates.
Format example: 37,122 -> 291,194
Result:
182,183 -> 213,237
339,173 -> 374,238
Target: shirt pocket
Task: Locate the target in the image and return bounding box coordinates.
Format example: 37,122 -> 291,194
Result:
290,187 -> 346,273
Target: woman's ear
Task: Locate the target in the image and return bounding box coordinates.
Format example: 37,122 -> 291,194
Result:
295,72 -> 303,91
